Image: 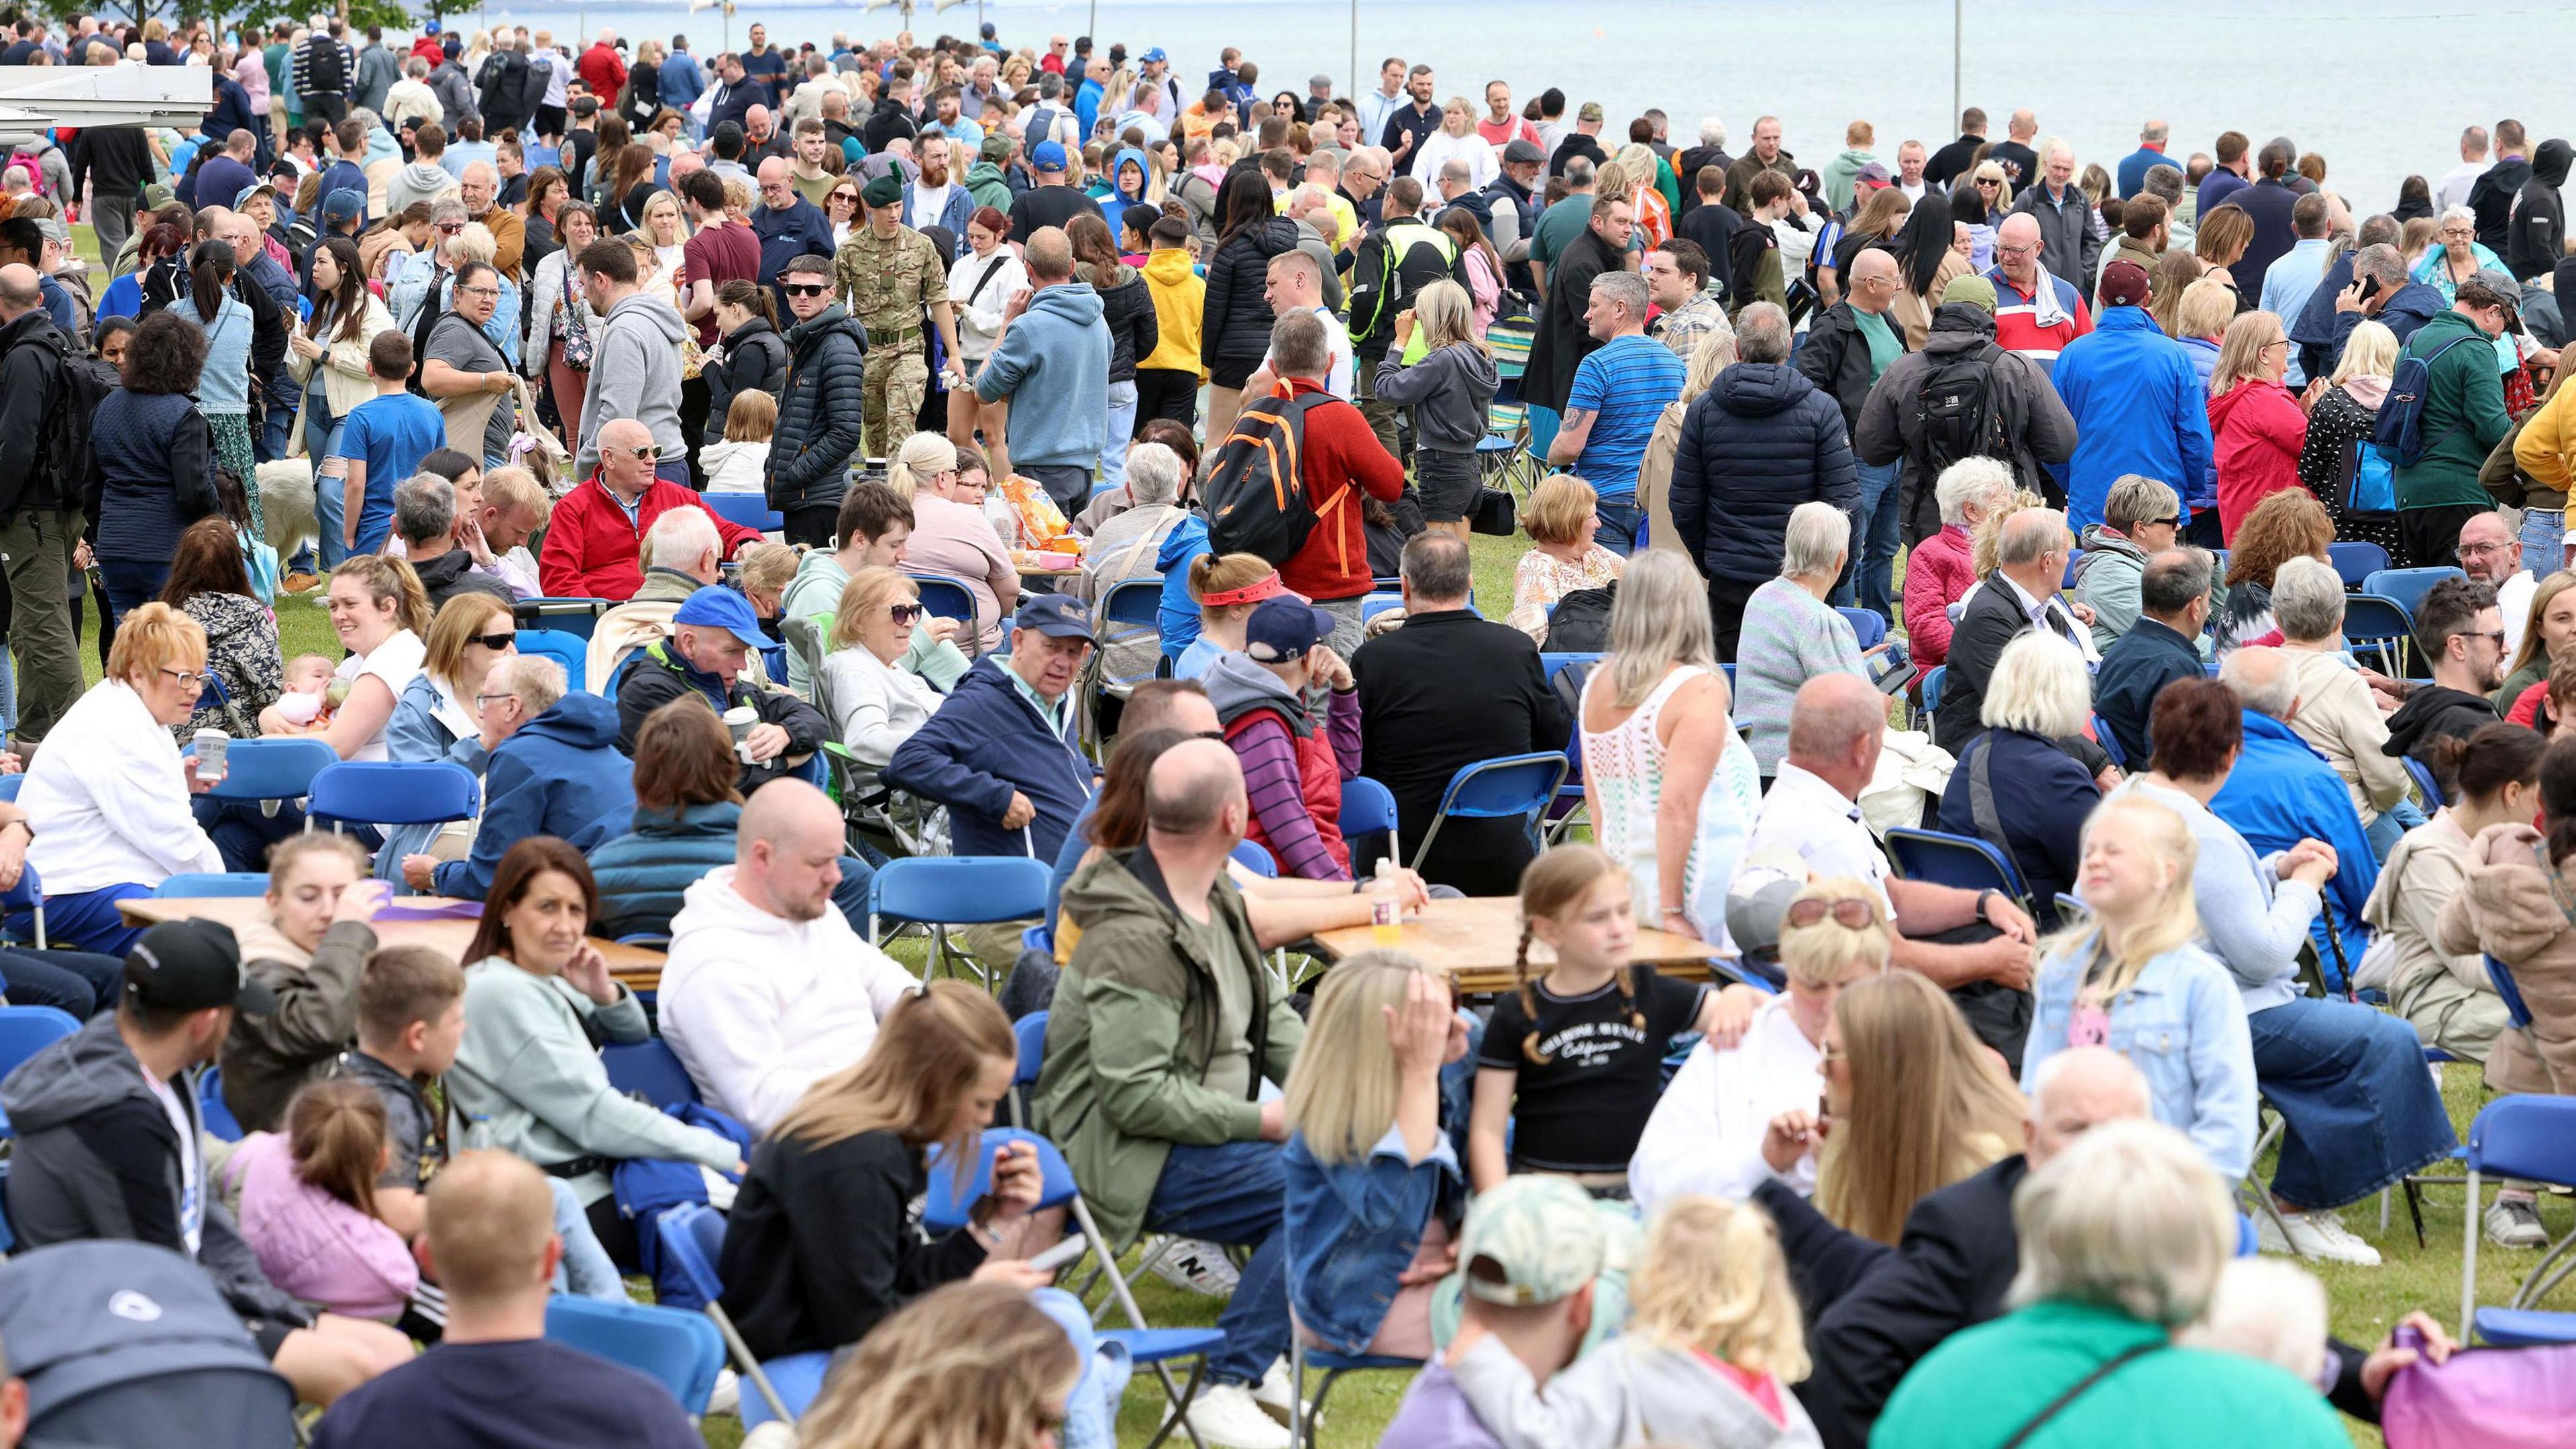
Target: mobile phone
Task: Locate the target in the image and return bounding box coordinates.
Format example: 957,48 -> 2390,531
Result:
1028,1235 -> 1090,1273
2354,275 -> 2382,303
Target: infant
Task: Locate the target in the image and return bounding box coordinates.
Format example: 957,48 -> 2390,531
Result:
271,655 -> 347,727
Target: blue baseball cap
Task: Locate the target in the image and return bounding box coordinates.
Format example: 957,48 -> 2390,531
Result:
1031,140 -> 1068,173
1014,593 -> 1096,642
424,19 -> 441,33
1244,598 -> 1336,663
321,187 -> 365,223
1141,46 -> 1167,63
672,586 -> 766,650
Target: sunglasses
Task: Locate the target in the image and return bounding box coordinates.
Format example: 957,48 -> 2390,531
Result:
2147,515 -> 2182,529
890,603 -> 924,624
1785,896 -> 1878,930
625,444 -> 665,460
783,282 -> 829,298
463,631 -> 517,651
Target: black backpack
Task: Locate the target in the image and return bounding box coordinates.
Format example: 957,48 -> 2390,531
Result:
6,329 -> 115,508
1544,582 -> 1617,652
1912,343 -> 2008,474
303,36 -> 345,93
1204,392 -> 1339,567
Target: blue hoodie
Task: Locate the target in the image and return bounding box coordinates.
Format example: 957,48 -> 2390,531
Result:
1155,513 -> 1212,658
433,692 -> 635,901
2205,708 -> 2380,983
2049,305 -> 2216,531
973,281 -> 1112,470
883,657 -> 1096,861
1100,147 -> 1153,241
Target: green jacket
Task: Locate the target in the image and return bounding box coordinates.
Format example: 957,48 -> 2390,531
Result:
967,161 -> 1013,213
1872,1299 -> 2347,1449
1032,846 -> 1303,1248
2394,309 -> 2514,511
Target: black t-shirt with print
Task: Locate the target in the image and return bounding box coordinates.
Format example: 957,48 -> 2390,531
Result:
1478,967 -> 1705,1175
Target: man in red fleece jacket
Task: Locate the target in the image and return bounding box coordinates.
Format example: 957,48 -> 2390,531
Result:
1265,309 -> 1407,656
539,417 -> 763,600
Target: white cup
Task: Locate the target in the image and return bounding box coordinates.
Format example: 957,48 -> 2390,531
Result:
723,705 -> 758,763
193,728 -> 229,784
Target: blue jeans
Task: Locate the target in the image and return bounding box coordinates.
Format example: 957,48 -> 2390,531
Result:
1144,1136 -> 1290,1385
2363,798 -> 2430,862
259,374 -> 301,463
1831,458 -> 1902,619
95,556 -> 170,643
2521,506 -> 2566,574
0,947 -> 123,1016
1593,497 -> 1644,555
549,1178 -> 626,1299
1099,380 -> 1138,489
2246,994 -> 2459,1210
306,408 -> 346,572
9,883 -> 154,957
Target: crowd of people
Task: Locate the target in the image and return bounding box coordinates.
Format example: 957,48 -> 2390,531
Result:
0,9 -> 2565,1449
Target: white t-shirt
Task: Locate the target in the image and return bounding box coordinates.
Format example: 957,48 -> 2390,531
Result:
908,180 -> 955,229
1736,762 -> 1893,910
2501,568 -> 2538,660
337,628 -> 429,763
146,1075 -> 204,1256
1259,305 -> 1355,399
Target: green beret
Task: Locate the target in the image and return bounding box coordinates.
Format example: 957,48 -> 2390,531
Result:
863,174 -> 905,209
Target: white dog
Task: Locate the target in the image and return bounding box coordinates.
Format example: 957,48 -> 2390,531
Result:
255,458 -> 317,565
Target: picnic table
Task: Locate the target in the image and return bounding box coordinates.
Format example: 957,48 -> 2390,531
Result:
1311,896 -> 1720,995
117,896 -> 671,991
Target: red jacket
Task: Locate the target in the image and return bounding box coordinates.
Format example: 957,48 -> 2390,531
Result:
536,474 -> 762,601
1901,524 -> 1976,665
2209,378 -> 2308,544
578,42 -> 628,101
410,37 -> 446,68
1272,377 -> 1407,602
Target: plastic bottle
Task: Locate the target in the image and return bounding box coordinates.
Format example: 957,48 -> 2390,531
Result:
1370,859 -> 1402,946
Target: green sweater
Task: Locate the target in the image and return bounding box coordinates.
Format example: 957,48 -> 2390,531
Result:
780,548 -> 970,698
2394,310 -> 2515,512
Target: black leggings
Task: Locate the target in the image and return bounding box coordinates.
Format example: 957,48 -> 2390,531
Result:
586,1191 -> 642,1271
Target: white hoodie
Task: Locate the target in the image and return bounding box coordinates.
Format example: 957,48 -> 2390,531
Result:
659,866 -> 919,1132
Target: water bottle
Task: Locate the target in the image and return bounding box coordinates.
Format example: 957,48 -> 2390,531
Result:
1370,859 -> 1402,946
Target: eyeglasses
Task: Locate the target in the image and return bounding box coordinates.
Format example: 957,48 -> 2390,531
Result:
1995,243 -> 2035,258
783,282 -> 829,298
625,443 -> 665,460
889,603 -> 924,624
458,284 -> 500,299
2261,338 -> 2290,353
1785,896 -> 1878,930
2458,539 -> 2513,559
474,691 -> 519,708
154,666 -> 208,694
462,631 -> 517,651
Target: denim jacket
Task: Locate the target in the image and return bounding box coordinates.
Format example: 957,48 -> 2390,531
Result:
1283,1122 -> 1460,1354
2021,932 -> 2259,1179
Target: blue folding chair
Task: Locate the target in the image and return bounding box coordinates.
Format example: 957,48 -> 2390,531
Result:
1360,592 -> 1405,623
0,861 -> 42,950
2341,594 -> 2415,676
868,857 -> 1054,989
305,761 -> 480,833
0,774 -> 18,802
1339,776 -> 1401,874
2459,1094 -> 2576,1344
2061,548 -> 2084,590
1884,826 -> 2033,906
1836,607 -> 1888,651
203,737 -> 339,809
925,1127 -> 1224,1449
2364,566 -> 2465,619
1537,652 -> 1600,687
195,1063 -> 243,1142
2406,755 -> 2447,809
0,1006 -> 79,1136
515,596 -> 612,641
1411,753 -> 1568,873
907,574 -> 979,630
1010,1010 -> 1050,1127
154,873 -> 271,897
515,627 -> 589,694
652,1202 -> 807,1426
602,1038 -> 702,1108
1230,839 -> 1278,877
543,1295 -> 727,1413
2090,714 -> 2127,771
1920,665 -> 1946,720
2328,541 -> 2391,588
700,492 -> 784,535
1087,575 -> 1169,747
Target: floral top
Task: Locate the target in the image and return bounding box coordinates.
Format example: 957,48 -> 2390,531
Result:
1509,545 -> 1623,643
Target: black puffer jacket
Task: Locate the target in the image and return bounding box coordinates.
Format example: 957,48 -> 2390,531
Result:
1095,268 -> 1159,384
1853,303 -> 2078,545
1670,362 -> 1860,585
704,315 -> 789,443
1796,299 -> 1907,437
767,305 -> 867,515
1201,216 -> 1297,372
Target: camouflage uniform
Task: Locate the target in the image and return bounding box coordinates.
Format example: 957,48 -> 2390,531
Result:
835,221 -> 951,460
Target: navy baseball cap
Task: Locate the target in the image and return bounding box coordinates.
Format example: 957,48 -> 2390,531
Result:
322,187 -> 365,223
1244,598 -> 1336,663
1014,594 -> 1097,642
1032,141 -> 1069,173
672,586 -> 767,650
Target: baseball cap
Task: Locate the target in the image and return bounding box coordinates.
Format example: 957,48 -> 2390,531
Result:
1502,138 -> 1545,166
983,133 -> 1014,162
672,586 -> 767,651
321,187 -> 365,223
1031,141 -> 1068,174
1243,597 -> 1336,663
1854,162 -> 1892,190
125,918 -> 272,1014
1014,594 -> 1097,642
2098,259 -> 2152,309
1141,46 -> 1167,63
1941,274 -> 1998,312
233,180 -> 278,210
2471,266 -> 2524,321
424,18 -> 441,33
1456,1175 -> 1606,1307
1576,101 -> 1604,123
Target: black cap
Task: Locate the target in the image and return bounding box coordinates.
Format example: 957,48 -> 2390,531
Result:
123,919 -> 272,1014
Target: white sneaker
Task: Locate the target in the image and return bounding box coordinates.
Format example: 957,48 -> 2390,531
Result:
1251,1356 -> 1300,1426
2487,1196 -> 2550,1248
1183,1383 -> 1293,1449
1146,1236 -> 1241,1297
2257,1208 -> 2383,1265
740,1424 -> 798,1449
707,1366 -> 741,1416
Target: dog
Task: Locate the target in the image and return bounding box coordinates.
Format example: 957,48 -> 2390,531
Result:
256,457 -> 317,566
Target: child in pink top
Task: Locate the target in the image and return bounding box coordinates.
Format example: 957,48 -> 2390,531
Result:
225,1078 -> 420,1324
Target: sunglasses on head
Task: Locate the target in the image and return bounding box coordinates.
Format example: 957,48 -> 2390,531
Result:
783,282 -> 829,297
1785,896 -> 1878,930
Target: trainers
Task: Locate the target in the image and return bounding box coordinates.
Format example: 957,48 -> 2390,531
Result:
1184,1383 -> 1292,1449
1147,1236 -> 1240,1297
2257,1208 -> 2382,1265
2487,1196 -> 2550,1248
1251,1356 -> 1299,1426
707,1366 -> 740,1416
740,1424 -> 798,1449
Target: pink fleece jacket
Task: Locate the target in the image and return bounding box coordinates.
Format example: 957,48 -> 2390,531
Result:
224,1132 -> 418,1323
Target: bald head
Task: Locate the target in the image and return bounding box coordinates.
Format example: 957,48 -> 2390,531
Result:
2027,1046 -> 2153,1167
739,777 -> 840,858
756,155 -> 790,186
193,203 -> 235,241
1784,674 -> 1885,777
1146,739 -> 1246,838
599,417 -> 652,451
2218,645 -> 2297,720
735,778 -> 846,922
1849,248 -> 1899,285
1997,211 -> 2041,252
0,262 -> 39,319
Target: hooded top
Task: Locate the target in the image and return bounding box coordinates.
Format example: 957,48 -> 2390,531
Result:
2510,139 -> 2574,281
1450,1333 -> 1823,1448
972,282 -> 1111,469
384,156 -> 455,218
1139,246 -> 1207,374
1100,146 -> 1153,237
2380,684 -> 2500,770
1202,652 -> 1360,881
578,290 -> 690,474
431,692 -> 635,901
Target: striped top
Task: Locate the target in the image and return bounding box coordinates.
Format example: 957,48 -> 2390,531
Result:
1566,334 -> 1687,500
1984,268 -> 2092,373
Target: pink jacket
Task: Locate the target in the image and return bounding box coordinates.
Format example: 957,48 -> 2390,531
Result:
1902,525 -> 1976,665
223,1132 -> 418,1323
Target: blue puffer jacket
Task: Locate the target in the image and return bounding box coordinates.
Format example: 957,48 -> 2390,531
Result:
1668,362 -> 1860,585
588,800 -> 869,939
884,657 -> 1096,861
2049,306 -> 2216,531
87,389 -> 217,564
1155,513 -> 1212,658
433,692 -> 635,901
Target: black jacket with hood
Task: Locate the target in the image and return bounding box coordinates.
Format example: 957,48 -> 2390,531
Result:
767,303 -> 867,515
1201,215 -> 1298,372
1094,266 -> 1159,384
1669,360 -> 1860,585
1854,302 -> 2080,545
0,308 -> 69,520
2381,684 -> 2502,775
704,315 -> 788,444
1,1013 -> 314,1327
2471,153 -> 2536,254
2508,140 -> 2573,282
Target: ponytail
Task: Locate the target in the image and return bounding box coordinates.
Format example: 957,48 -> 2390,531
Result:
286,1079 -> 388,1222
2433,722 -> 2544,811
189,239 -> 235,325
1512,918 -> 1550,1064
717,276 -> 777,331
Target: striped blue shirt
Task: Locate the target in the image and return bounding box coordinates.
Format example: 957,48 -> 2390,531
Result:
1566,334 -> 1686,500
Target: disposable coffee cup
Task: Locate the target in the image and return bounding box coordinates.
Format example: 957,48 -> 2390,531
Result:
193,729 -> 229,784
724,706 -> 758,762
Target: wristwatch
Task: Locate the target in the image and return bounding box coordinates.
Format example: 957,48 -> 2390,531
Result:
1974,888 -> 2000,921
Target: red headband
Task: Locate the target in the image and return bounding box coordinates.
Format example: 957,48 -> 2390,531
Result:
1201,574 -> 1287,608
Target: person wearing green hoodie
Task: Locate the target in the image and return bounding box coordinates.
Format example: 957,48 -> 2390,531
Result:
967,132 -> 1017,214
2393,277 -> 2517,567
1821,119 -> 1880,215
779,480 -> 970,698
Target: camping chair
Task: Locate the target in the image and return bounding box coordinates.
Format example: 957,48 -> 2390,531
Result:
601,1039 -> 701,1109
515,596 -> 611,641
515,627 -> 589,693
806,637 -> 935,857
1410,753 -> 1568,875
1288,1346 -> 1423,1446
153,874 -> 270,897
2362,566 -> 2465,619
699,493 -> 784,535
2459,1094 -> 2576,1344
1083,575 -> 1169,753
0,1006 -> 78,1136
305,761 -> 479,835
543,1295 -> 727,1414
867,857 -> 1054,990
780,614 -> 828,702
653,1201 -> 805,1426
1474,370 -> 1542,499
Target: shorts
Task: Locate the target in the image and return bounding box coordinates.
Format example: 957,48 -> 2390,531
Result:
1414,450 -> 1481,523
1209,356 -> 1256,390
244,1316 -> 297,1360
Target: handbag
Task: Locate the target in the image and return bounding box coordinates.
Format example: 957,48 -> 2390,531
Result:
1468,486 -> 1517,536
2381,1334 -> 2576,1448
558,270 -> 593,370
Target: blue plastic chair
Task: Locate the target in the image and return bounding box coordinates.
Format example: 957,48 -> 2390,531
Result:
1884,826 -> 2033,907
1087,575 -> 1169,739
1920,664 -> 1946,720
2061,548 -> 2083,590
602,1038 -> 702,1109
515,596 -> 611,641
2363,566 -> 2465,619
906,574 -> 979,630
1836,606 -> 1888,651
1361,591 -> 1405,623
306,760 -> 480,831
154,873 -> 271,898
2090,714 -> 2127,770
868,857 -> 1054,987
0,861 -> 42,950
1014,1011 -> 1049,1089
2459,1095 -> 2576,1344
0,1006 -> 79,1136
652,1201 -> 808,1425
0,774 -> 18,802
2485,955 -> 2536,1030
1411,753 -> 1568,873
1537,652 -> 1600,687
2406,755 -> 2447,809
700,492 -> 784,535
2328,541 -> 2391,588
1338,776 -> 1401,871
195,1063 -> 243,1142
543,1295 -> 727,1413
203,737 -> 339,806
516,627 -> 589,694
1230,839 -> 1278,877
2341,594 -> 2415,675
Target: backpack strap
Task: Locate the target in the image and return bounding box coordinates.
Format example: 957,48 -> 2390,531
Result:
1997,1343 -> 2163,1449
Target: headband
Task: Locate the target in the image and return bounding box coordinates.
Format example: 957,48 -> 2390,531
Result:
1199,574 -> 1286,608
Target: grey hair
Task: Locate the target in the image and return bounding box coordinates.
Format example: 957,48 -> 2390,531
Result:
1564,156 -> 1595,190
2142,164 -> 2184,203
2357,242 -> 2408,286
640,502 -> 721,572
1998,508 -> 2069,567
1399,531 -> 1472,601
1982,629 -> 2091,737
405,56 -> 427,77
2269,556 -> 2347,643
1736,301 -> 1792,362
496,653 -> 569,715
1934,458 -> 2016,526
2219,645 -> 2298,719
1698,116 -> 1727,147
2102,474 -> 2181,535
1123,441 -> 1183,505
1603,549 -> 1717,709
2440,204 -> 2477,229
1590,270 -> 1649,322
1271,308 -> 1330,378
392,472 -> 455,545
429,197 -> 469,226
2008,1118 -> 2237,1328
1781,500 -> 1854,580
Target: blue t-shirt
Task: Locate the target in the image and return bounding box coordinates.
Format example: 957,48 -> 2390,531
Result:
331,392 -> 446,554
1565,333 -> 1686,501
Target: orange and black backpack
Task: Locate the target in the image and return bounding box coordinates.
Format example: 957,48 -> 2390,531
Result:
1203,389 -> 1341,567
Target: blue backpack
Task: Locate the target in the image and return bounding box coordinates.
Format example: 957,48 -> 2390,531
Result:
2337,437 -> 2401,519
2371,333 -> 2479,465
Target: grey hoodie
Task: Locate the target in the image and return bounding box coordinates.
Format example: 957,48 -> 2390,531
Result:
1371,342 -> 1501,455
1201,650 -> 1315,738
1,1014 -> 312,1327
384,158 -> 456,219
1451,1334 -> 1823,1449
577,290 -> 690,475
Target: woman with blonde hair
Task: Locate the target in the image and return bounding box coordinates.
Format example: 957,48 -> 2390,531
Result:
1615,143 -> 1671,246
2206,309 -> 2306,542
633,191 -> 687,284
1950,160 -> 2011,268
2495,569 -> 2576,710
821,568 -> 948,767
2023,796 -> 2257,1177
1408,96 -> 1499,191
2294,317 -> 2406,559
2147,246 -> 2208,339
1631,879 -> 1890,1210
798,1282 -> 1091,1449
1507,475 -> 1625,642
2194,203 -> 2255,301
1815,970 -> 2027,1245
886,432 -> 1018,654
378,591 -> 519,876
1637,325 -> 1737,564
1174,552 -> 1281,679
1937,631 -> 2105,929
1372,278 -> 1497,539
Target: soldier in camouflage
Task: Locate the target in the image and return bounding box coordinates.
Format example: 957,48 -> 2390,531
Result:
834,172 -> 966,460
